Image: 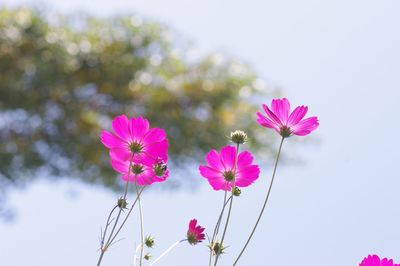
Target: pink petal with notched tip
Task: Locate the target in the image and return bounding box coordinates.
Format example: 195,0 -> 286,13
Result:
100,130 -> 126,149
112,115 -> 131,141
256,112 -> 280,132
235,165 -> 260,187
199,165 -> 221,180
129,116 -> 150,142
145,139 -> 168,161
142,128 -> 167,145
111,158 -> 129,174
287,106 -> 308,127
110,146 -> 132,161
205,149 -> 225,172
291,117 -> 319,136
271,98 -> 290,124
237,151 -> 254,168
262,104 -> 283,126
220,145 -> 237,170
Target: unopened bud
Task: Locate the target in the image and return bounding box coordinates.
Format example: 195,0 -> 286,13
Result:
145,235 -> 155,248
117,198 -> 128,209
153,161 -> 167,177
144,253 -> 151,261
233,187 -> 241,196
230,130 -> 248,144
209,241 -> 225,256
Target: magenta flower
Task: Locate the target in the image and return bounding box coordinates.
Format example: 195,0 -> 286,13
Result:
360,255 -> 400,266
199,145 -> 260,191
111,156 -> 168,186
257,98 -> 319,137
100,115 -> 168,162
187,219 -> 205,245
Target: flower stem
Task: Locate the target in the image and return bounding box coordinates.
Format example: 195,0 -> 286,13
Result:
135,183 -> 145,266
232,136 -> 284,265
107,186 -> 146,246
150,240 -> 186,266
213,143 -> 240,266
208,192 -> 232,266
97,159 -> 132,266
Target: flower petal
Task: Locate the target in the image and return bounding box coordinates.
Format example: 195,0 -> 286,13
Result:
256,112 -> 280,132
112,115 -> 131,141
262,104 -> 282,126
220,145 -> 237,170
130,116 -> 150,142
236,165 -> 260,187
205,149 -> 224,172
111,158 -> 129,174
142,128 -> 167,145
287,106 -> 308,127
100,130 -> 126,149
199,165 -> 222,180
145,139 -> 169,161
110,147 -> 131,161
271,98 -> 290,124
291,117 -> 319,136
237,150 -> 254,168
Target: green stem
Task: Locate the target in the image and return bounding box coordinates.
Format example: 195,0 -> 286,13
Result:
135,182 -> 145,266
209,192 -> 232,266
232,136 -> 284,265
213,143 -> 240,266
107,186 -> 146,246
97,157 -> 132,266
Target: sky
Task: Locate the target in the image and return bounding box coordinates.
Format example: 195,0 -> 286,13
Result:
1,0 -> 400,265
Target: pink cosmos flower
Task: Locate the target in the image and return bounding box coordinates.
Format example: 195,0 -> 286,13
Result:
199,145 -> 260,191
256,98 -> 319,137
100,115 -> 168,162
187,219 -> 205,245
111,155 -> 168,186
360,255 -> 400,266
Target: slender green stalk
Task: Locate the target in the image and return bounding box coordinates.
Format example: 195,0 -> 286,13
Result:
97,156 -> 132,266
233,137 -> 285,265
135,182 -> 145,266
150,240 -> 186,266
208,192 -> 232,266
213,143 -> 240,266
107,186 -> 146,245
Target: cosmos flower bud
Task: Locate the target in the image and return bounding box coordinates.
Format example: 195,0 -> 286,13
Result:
233,187 -> 241,196
117,198 -> 128,209
144,253 -> 152,261
153,161 -> 167,177
145,235 -> 155,248
209,241 -> 225,256
229,130 -> 248,144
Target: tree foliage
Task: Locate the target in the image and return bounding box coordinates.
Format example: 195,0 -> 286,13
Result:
0,8 -> 276,190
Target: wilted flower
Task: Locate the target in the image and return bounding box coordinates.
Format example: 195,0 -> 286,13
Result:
257,98 -> 319,137
100,115 -> 168,162
199,145 -> 260,191
187,219 -> 205,245
359,255 -> 399,266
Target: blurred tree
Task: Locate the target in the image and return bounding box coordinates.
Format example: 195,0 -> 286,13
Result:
0,8 -> 277,193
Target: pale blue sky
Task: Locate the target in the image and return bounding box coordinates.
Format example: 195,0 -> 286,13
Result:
1,0 -> 400,265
